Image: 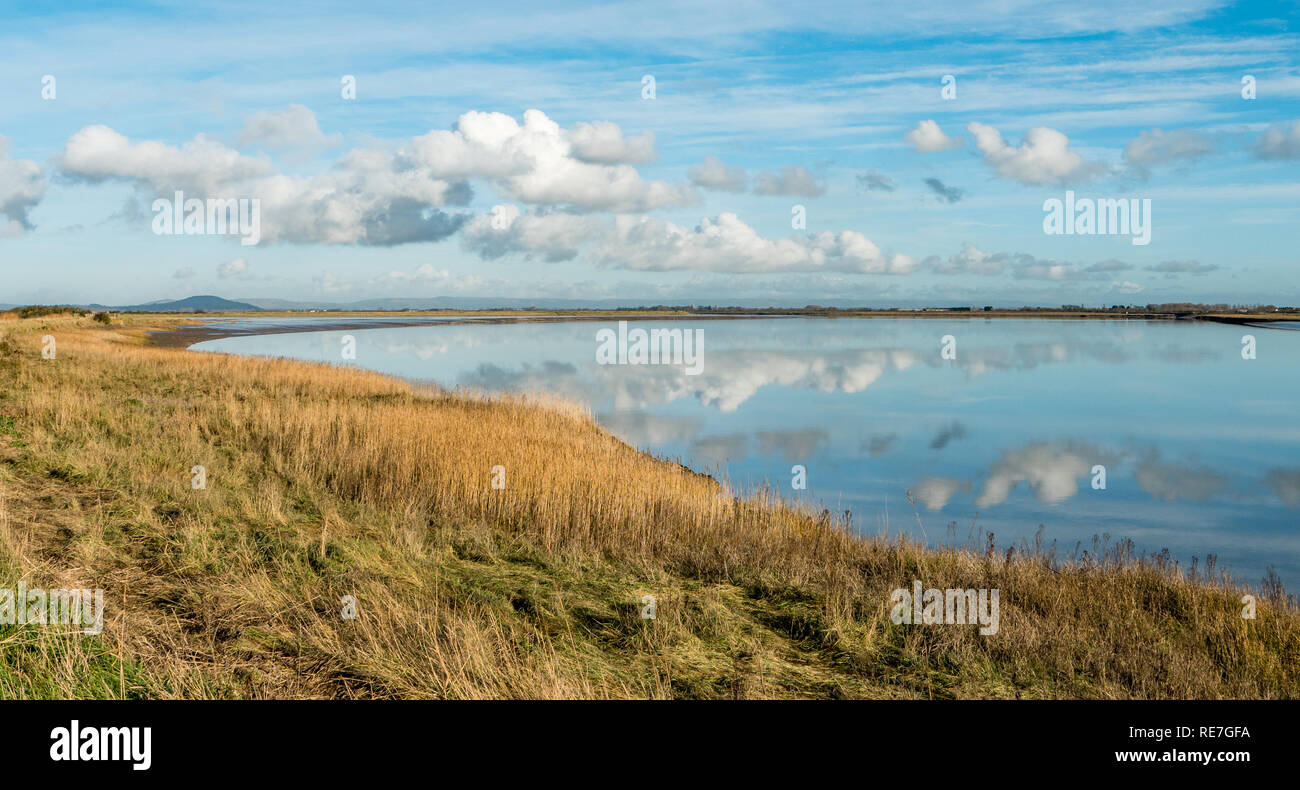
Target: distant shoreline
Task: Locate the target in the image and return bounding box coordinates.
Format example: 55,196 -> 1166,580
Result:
145,309 -> 1300,349
146,312 -> 771,349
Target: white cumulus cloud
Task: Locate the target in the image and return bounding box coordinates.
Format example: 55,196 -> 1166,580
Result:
58,124 -> 469,246
752,165 -> 826,197
409,109 -> 692,212
461,204 -> 607,262
565,120 -> 656,164
1123,128 -> 1211,171
594,212 -> 914,274
687,155 -> 747,192
1252,121 -> 1300,160
967,122 -> 1105,186
238,104 -> 342,153
59,125 -> 273,194
217,258 -> 248,278
904,120 -> 963,153
0,137 -> 46,235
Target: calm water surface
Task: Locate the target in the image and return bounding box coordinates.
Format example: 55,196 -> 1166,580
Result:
194,317 -> 1300,590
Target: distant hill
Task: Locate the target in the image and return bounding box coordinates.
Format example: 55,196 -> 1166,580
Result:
92,295 -> 263,313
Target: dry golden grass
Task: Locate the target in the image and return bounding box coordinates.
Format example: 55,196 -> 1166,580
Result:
0,313 -> 1296,699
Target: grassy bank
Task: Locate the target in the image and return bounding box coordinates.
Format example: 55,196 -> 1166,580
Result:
0,313 -> 1296,699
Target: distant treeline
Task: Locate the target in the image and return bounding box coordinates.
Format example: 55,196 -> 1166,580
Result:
7,305 -> 91,318
6,305 -> 113,322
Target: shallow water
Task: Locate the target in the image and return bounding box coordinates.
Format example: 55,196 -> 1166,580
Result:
194,317 -> 1300,591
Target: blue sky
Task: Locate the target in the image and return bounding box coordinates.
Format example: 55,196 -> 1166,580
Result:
1,0 -> 1298,306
